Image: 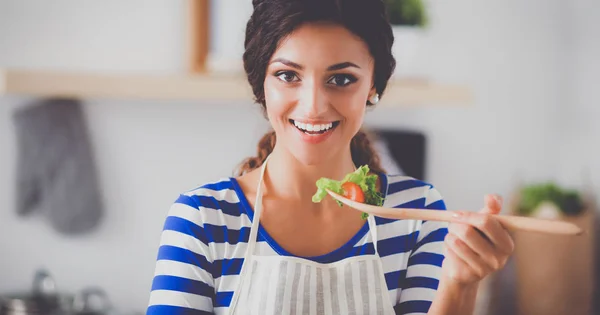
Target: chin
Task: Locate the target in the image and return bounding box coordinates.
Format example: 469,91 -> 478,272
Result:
277,122 -> 353,167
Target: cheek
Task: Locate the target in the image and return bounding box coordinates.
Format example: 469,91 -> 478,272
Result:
264,79 -> 294,120
346,106 -> 366,136
331,89 -> 367,123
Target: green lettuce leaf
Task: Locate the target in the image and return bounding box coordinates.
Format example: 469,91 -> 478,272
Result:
312,165 -> 384,217
311,177 -> 344,205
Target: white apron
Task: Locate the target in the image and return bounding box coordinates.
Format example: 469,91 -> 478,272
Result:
228,156 -> 396,315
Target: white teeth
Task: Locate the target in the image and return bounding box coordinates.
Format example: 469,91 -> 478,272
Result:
292,120 -> 335,132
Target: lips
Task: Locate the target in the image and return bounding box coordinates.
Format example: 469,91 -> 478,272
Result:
289,119 -> 340,135
289,119 -> 340,144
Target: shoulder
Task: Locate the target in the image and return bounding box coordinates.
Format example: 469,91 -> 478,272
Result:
177,177 -> 241,209
166,177 -> 249,230
382,174 -> 446,211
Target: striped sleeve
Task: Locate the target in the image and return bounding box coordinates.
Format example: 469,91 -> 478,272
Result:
147,194 -> 216,315
396,185 -> 448,315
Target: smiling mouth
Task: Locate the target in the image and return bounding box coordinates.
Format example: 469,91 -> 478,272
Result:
289,119 -> 340,135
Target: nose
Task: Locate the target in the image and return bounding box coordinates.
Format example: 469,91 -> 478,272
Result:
298,79 -> 328,117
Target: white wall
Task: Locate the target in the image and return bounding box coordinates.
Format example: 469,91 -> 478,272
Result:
557,0 -> 600,197
556,5 -> 600,309
365,0 -> 565,208
0,0 -> 567,312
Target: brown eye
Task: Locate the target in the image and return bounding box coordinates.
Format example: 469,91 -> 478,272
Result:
275,71 -> 300,83
327,74 -> 357,87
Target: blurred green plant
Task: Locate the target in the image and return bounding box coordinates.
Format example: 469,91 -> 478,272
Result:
517,182 -> 585,216
385,0 -> 428,27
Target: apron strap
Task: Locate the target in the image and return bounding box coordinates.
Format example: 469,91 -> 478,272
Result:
228,155 -> 270,314
367,215 -> 380,255
245,154 -> 270,257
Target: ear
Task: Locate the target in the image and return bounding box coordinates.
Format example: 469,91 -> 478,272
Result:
367,87 -> 377,105
367,87 -> 380,105
368,86 -> 377,99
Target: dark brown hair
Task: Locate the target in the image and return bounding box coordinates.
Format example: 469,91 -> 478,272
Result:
236,0 -> 395,176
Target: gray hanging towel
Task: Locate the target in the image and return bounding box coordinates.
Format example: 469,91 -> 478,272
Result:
13,98 -> 104,235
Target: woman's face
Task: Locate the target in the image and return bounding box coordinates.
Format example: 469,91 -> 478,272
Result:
264,22 -> 376,166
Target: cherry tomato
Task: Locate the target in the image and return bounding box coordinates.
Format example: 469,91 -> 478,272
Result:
342,182 -> 365,203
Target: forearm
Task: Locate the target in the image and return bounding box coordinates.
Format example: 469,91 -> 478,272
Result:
427,275 -> 479,315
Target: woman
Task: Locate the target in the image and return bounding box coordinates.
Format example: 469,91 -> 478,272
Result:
147,0 -> 514,314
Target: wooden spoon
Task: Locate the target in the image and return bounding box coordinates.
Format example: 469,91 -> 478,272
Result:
326,190 -> 583,236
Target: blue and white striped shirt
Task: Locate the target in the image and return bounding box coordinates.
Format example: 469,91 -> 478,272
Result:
147,174 -> 448,315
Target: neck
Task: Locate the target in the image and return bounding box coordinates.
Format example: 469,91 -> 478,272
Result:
264,144 -> 356,200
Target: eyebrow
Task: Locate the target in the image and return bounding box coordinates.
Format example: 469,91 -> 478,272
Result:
270,58 -> 361,71
270,58 -> 304,70
327,62 -> 361,71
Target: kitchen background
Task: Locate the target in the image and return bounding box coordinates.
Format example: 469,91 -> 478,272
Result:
0,0 -> 598,314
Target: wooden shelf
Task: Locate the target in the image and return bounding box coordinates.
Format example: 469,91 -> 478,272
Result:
0,69 -> 472,106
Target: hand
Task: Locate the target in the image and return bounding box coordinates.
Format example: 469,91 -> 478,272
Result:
441,194 -> 515,286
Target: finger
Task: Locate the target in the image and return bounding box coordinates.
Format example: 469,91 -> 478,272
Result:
445,233 -> 491,278
475,194 -> 503,244
448,224 -> 501,270
481,195 -> 514,254
481,194 -> 502,215
443,243 -> 470,279
452,212 -> 514,256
